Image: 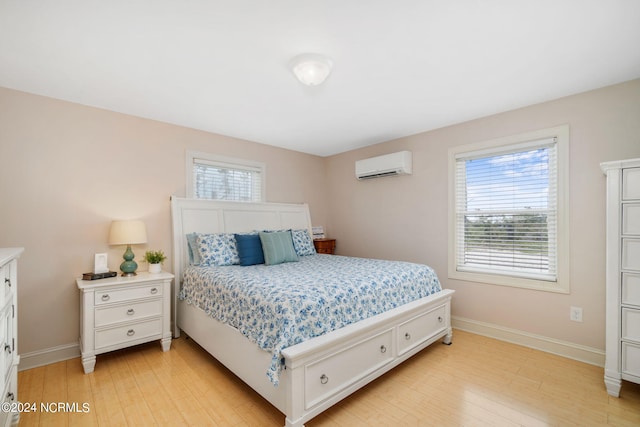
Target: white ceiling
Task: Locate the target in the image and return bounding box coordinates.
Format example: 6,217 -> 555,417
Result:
1,1 -> 639,157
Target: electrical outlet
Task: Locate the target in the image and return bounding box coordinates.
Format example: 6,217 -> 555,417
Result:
570,306 -> 583,322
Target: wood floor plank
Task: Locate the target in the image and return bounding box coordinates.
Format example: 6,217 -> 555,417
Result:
140,340 -> 222,426
65,359 -> 99,427
126,347 -> 187,426
87,353 -> 128,426
16,330 -> 640,426
16,366 -> 44,426
37,360 -> 69,427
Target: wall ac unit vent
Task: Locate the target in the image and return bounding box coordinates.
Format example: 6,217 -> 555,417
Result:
355,151 -> 412,180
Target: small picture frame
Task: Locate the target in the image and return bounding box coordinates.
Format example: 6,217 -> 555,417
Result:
94,253 -> 108,274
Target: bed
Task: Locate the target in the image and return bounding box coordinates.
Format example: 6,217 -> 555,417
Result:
171,197 -> 454,427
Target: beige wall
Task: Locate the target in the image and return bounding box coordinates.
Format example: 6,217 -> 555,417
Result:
2,79 -> 639,360
0,87 -> 328,355
325,79 -> 640,351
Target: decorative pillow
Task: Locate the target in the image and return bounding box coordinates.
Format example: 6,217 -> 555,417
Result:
186,233 -> 202,265
235,233 -> 265,266
291,229 -> 316,256
196,233 -> 240,266
259,231 -> 299,266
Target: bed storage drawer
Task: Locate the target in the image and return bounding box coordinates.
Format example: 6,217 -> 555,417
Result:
398,304 -> 447,356
304,329 -> 393,409
95,318 -> 162,350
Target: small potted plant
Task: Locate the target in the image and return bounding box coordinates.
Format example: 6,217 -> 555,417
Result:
144,250 -> 167,274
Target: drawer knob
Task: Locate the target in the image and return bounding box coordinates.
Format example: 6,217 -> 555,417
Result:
4,344 -> 11,354
150,287 -> 158,295
320,374 -> 329,385
127,329 -> 135,337
101,294 -> 110,301
380,345 -> 387,353
127,308 -> 135,316
4,278 -> 10,287
6,392 -> 14,401
438,316 -> 443,323
405,332 -> 411,340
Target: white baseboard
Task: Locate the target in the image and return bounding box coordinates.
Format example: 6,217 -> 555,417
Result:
19,342 -> 80,371
452,316 -> 605,367
17,319 -> 605,371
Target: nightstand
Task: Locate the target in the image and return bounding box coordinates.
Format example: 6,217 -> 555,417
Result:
314,238 -> 336,254
76,271 -> 173,374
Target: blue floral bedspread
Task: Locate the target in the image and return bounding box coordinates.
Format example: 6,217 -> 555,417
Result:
179,254 -> 442,385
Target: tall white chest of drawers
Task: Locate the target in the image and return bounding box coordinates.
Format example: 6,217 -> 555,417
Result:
601,158 -> 640,396
0,248 -> 23,427
76,271 -> 173,374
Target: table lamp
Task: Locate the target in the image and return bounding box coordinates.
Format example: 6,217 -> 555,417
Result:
109,220 -> 147,276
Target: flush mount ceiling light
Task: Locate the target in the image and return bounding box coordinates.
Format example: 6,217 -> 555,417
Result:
290,53 -> 333,86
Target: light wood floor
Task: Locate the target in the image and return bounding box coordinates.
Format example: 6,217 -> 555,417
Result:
17,330 -> 640,426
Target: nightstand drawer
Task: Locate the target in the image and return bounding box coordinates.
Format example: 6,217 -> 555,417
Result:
95,318 -> 162,350
95,299 -> 163,328
94,284 -> 162,306
314,239 -> 336,254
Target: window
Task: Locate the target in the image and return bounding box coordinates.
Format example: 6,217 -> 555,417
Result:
186,151 -> 265,202
448,126 -> 569,293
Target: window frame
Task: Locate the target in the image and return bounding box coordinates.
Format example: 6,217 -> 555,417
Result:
447,125 -> 570,293
186,151 -> 266,202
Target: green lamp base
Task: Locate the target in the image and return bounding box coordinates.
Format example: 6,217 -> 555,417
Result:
119,244 -> 138,276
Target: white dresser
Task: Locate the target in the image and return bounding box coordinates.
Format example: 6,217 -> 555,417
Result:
601,158 -> 640,396
0,248 -> 23,427
76,271 -> 173,374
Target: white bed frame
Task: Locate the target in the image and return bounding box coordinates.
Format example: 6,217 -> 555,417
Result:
171,197 -> 454,427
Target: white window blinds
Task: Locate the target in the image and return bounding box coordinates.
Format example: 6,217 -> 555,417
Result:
191,157 -> 263,202
454,137 -> 558,281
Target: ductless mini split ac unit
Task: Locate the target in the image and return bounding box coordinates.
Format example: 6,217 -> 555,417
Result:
355,151 -> 412,180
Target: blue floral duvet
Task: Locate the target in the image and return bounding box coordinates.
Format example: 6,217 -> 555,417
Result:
179,254 -> 442,385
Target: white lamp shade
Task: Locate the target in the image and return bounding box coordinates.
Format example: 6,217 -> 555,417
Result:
109,220 -> 147,245
291,53 -> 333,86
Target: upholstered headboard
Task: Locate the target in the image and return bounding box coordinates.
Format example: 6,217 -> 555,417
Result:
170,196 -> 313,334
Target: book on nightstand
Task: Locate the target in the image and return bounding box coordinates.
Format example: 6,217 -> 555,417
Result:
82,271 -> 118,281
312,226 -> 325,239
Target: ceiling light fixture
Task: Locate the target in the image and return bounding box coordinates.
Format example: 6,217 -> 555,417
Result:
290,53 -> 333,86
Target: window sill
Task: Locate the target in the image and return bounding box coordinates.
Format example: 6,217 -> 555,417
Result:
448,268 -> 569,294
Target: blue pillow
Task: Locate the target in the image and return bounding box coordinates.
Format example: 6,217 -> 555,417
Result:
259,231 -> 299,265
235,233 -> 265,266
